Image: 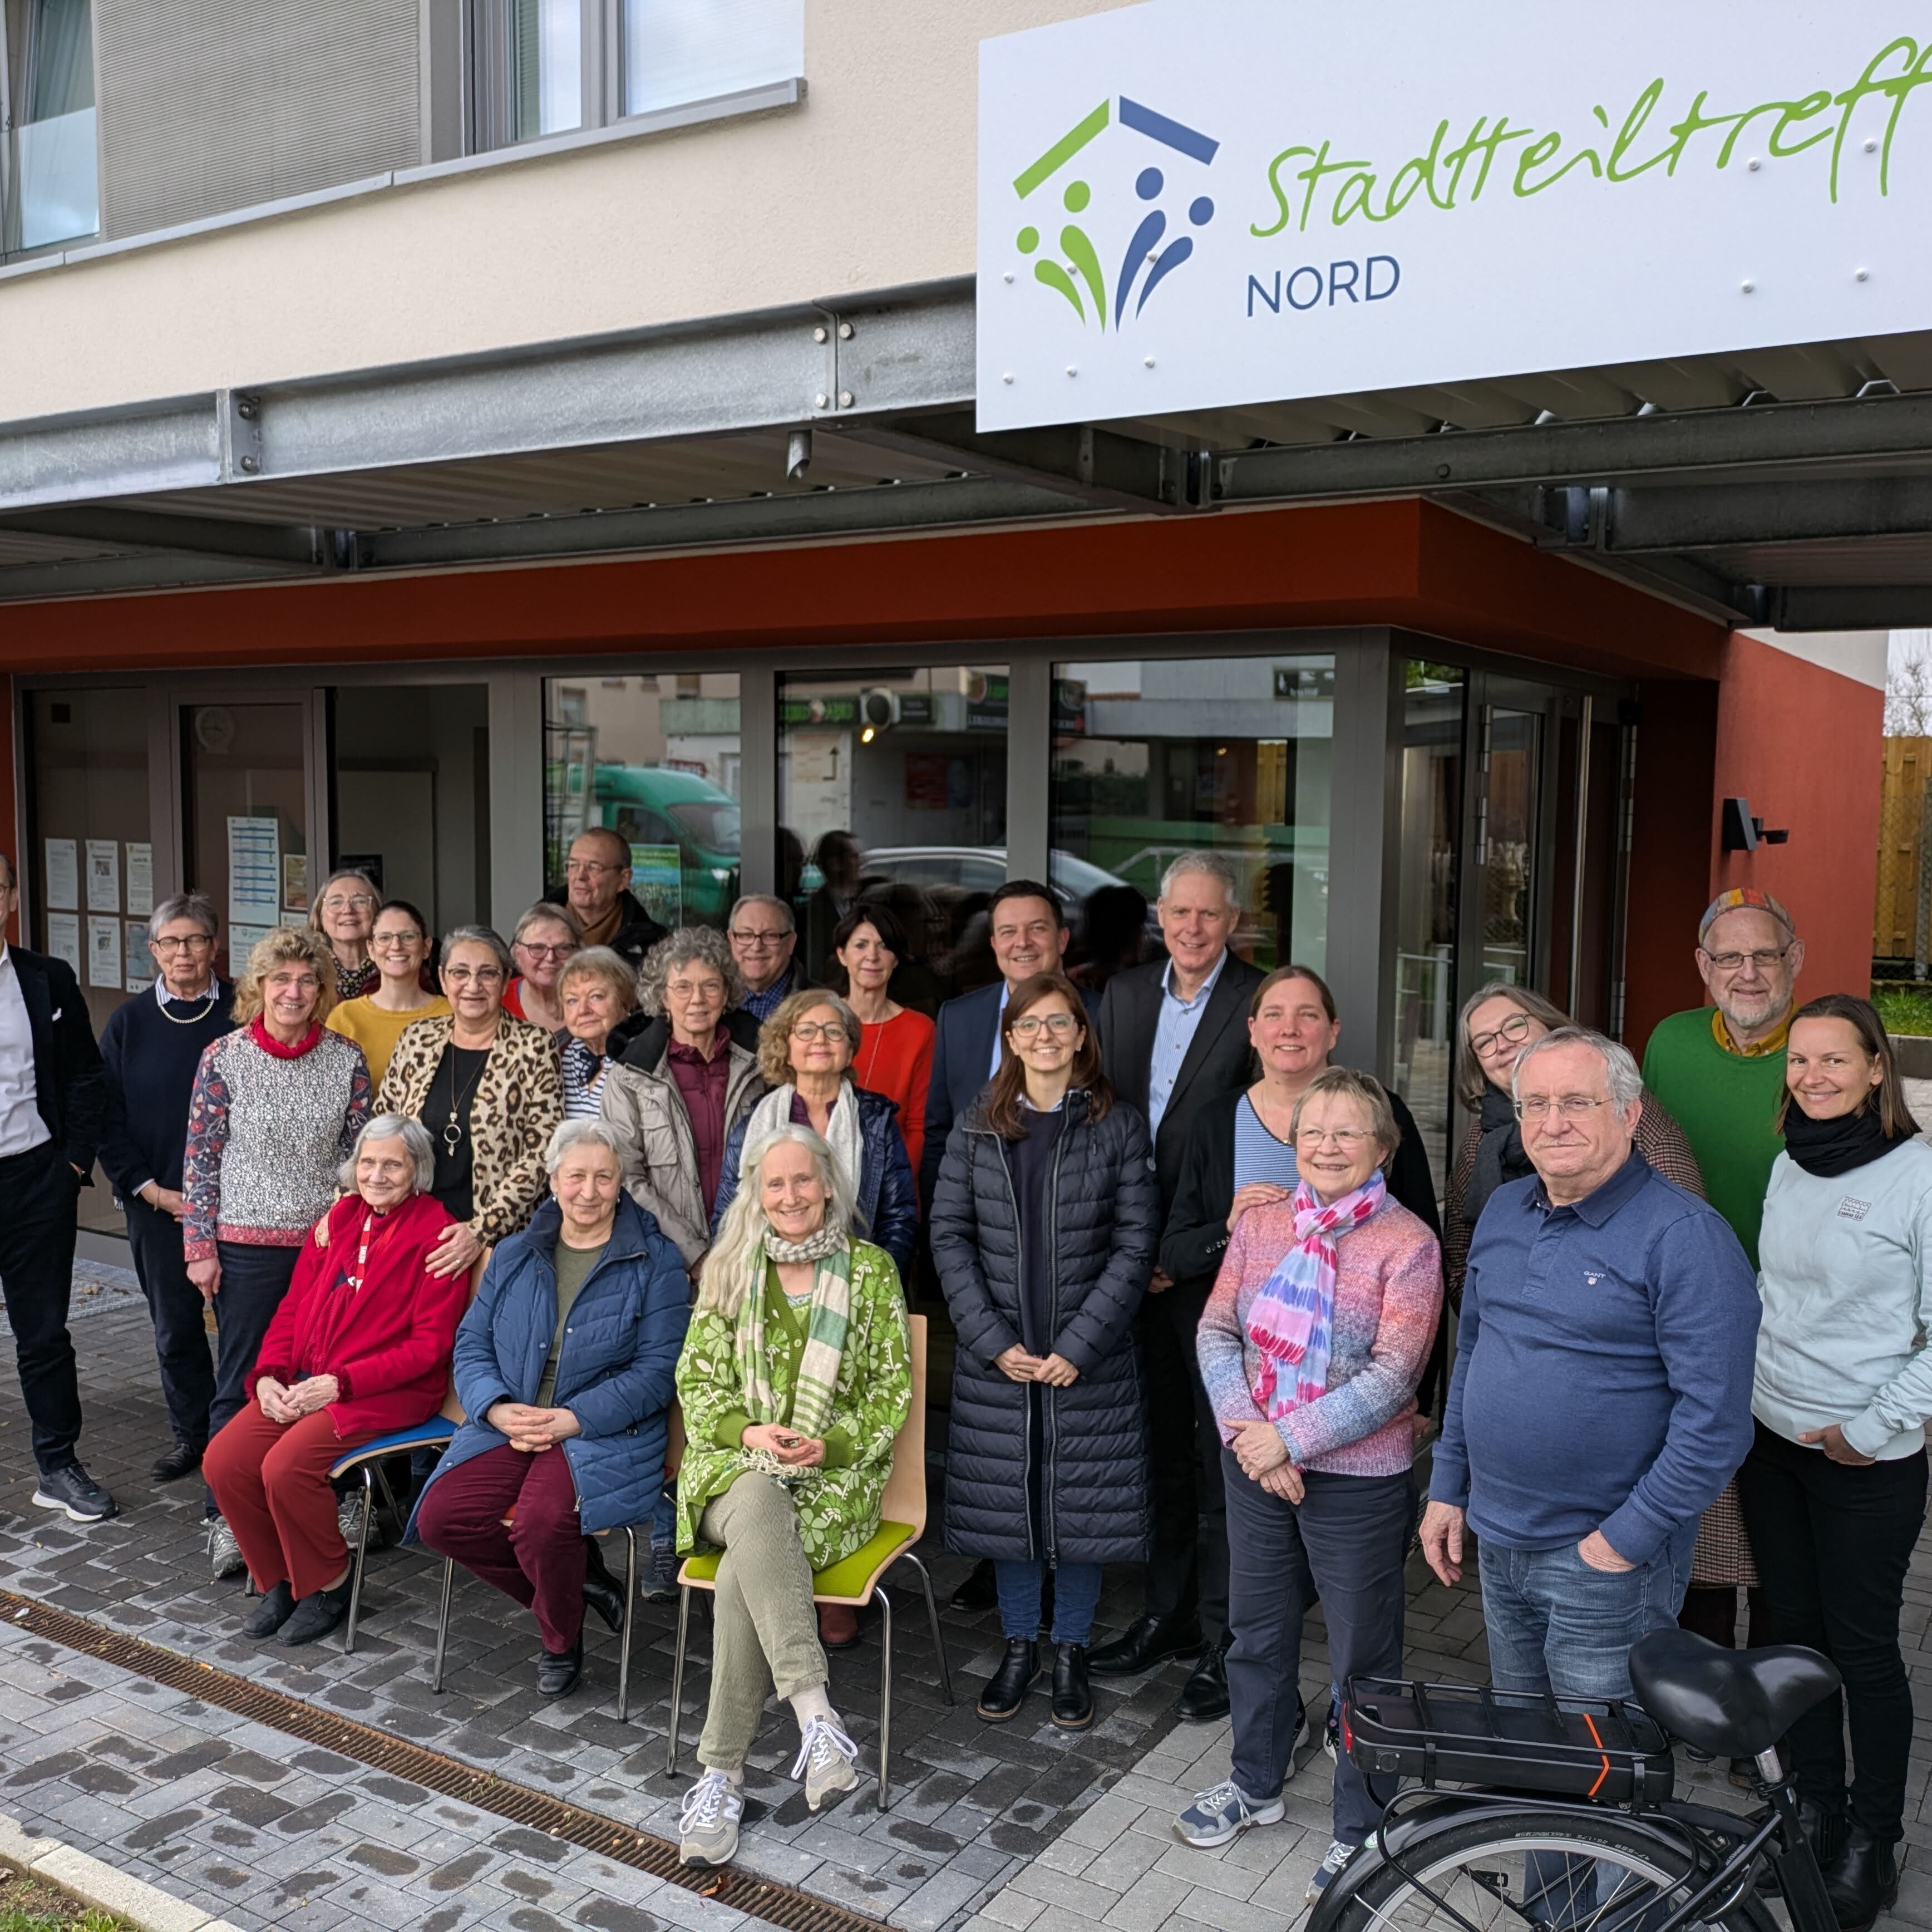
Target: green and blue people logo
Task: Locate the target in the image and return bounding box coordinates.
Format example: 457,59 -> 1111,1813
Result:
1013,96 -> 1220,330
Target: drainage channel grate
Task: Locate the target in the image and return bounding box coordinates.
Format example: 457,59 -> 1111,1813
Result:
0,1586 -> 893,1932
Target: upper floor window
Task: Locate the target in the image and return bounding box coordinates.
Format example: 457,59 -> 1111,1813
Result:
468,0 -> 800,154
2,0 -> 98,252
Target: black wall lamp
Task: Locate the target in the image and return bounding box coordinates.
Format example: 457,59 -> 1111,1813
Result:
1721,796 -> 1789,852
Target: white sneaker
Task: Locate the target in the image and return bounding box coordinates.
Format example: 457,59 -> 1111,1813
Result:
208,1517 -> 246,1580
1305,1836 -> 1368,1904
790,1712 -> 860,1811
678,1770 -> 742,1867
337,1493 -> 385,1552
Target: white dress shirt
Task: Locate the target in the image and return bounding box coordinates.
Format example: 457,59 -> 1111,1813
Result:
0,947 -> 51,1157
1146,950 -> 1228,1140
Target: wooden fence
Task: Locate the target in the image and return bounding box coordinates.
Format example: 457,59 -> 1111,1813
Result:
1877,737 -> 1932,962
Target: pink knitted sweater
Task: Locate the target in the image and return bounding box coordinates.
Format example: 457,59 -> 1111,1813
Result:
1196,1195 -> 1444,1477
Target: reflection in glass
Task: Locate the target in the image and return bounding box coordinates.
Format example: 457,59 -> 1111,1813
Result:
778,667 -> 1009,1013
511,0 -> 583,138
1393,663 -> 1465,1189
542,673 -> 742,930
622,0 -> 802,117
12,0 -> 97,249
1049,656 -> 1333,985
1481,708 -> 1541,985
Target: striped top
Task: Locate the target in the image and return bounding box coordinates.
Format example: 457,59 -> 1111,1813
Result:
1232,1093 -> 1300,1192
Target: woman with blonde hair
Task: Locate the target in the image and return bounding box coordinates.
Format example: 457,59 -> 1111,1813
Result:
183,925 -> 373,1579
672,1125 -> 912,1867
307,869 -> 383,1003
557,946 -> 636,1120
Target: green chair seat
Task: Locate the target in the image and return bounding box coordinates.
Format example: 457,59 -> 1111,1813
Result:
679,1519 -> 914,1599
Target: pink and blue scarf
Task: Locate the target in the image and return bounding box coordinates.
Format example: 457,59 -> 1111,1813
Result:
1245,1174 -> 1385,1421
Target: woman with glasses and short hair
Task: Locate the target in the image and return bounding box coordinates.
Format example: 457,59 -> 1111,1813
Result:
378,926 -> 565,1281
324,899 -> 449,1088
308,870 -> 383,1004
504,904 -> 583,1033
558,947 -> 637,1120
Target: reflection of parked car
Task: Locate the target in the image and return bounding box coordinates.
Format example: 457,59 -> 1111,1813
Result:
593,766 -> 741,926
858,847 -> 1136,927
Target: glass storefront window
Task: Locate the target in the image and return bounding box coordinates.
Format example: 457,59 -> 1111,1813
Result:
1049,654 -> 1333,983
622,0 -> 801,117
778,666 -> 1009,1011
1392,662 -> 1466,1189
544,673 -> 741,930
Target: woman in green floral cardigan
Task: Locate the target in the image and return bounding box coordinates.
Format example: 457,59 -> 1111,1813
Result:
673,1123 -> 911,1869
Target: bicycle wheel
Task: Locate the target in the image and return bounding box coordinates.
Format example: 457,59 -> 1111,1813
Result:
1329,1805 -> 1780,1932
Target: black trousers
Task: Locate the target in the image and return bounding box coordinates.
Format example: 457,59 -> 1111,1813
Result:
208,1240 -> 302,1443
0,1141 -> 84,1475
124,1193 -> 216,1452
1736,1421 -> 1928,1844
1140,1282 -> 1231,1644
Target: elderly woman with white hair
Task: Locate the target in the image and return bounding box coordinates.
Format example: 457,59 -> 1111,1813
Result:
410,1118 -> 692,1697
203,1116 -> 467,1647
672,1125 -> 912,1868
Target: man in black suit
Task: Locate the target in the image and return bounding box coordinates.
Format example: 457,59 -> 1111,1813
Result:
0,854 -> 115,1522
1091,851 -> 1264,1714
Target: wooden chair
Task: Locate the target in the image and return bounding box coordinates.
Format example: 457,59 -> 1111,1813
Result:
664,1313 -> 954,1811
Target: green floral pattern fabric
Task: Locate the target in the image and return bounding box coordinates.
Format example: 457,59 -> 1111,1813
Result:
674,1239 -> 911,1569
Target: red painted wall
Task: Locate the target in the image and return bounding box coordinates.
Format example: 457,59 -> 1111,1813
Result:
0,672 -> 13,943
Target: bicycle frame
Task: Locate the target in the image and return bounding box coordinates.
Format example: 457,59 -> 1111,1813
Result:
1308,1749 -> 1837,1932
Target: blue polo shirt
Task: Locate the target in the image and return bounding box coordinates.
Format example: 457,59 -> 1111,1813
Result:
1431,1150 -> 1759,1566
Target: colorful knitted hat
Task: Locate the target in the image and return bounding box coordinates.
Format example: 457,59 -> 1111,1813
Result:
1698,886 -> 1795,945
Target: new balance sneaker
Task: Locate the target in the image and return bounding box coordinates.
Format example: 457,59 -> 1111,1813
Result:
1172,1780 -> 1285,1849
1306,1837 -> 1369,1904
337,1492 -> 385,1553
643,1540 -> 679,1604
678,1770 -> 743,1867
791,1713 -> 860,1811
208,1516 -> 247,1580
32,1462 -> 116,1523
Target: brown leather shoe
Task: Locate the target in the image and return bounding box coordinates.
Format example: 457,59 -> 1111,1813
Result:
819,1603 -> 862,1650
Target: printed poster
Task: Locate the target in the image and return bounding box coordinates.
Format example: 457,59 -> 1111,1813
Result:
87,916 -> 120,990
43,839 -> 77,912
86,839 -> 120,913
226,924 -> 272,971
281,854 -> 309,916
628,844 -> 684,930
125,842 -> 154,920
45,912 -> 80,976
226,816 -> 280,926
125,921 -> 154,994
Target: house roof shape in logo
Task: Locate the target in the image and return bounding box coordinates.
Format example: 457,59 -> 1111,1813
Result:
1013,96 -> 1220,331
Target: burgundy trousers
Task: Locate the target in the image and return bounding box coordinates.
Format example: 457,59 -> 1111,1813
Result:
415,1443 -> 588,1651
204,1404 -> 378,1599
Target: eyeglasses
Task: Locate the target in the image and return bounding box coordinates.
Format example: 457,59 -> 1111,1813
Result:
731,929 -> 791,949
517,942 -> 576,960
1294,1126 -> 1376,1148
445,965 -> 505,986
666,979 -> 723,1002
151,935 -> 214,952
1701,946 -> 1791,973
1011,1013 -> 1080,1038
1470,1012 -> 1534,1058
790,1021 -> 846,1043
565,859 -> 624,877
372,929 -> 423,946
1515,1096 -> 1611,1121
320,894 -> 377,912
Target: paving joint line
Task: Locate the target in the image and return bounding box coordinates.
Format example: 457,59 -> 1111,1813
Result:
0,1583 -> 891,1932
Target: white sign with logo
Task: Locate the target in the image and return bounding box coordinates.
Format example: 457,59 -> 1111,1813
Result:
977,1 -> 1932,430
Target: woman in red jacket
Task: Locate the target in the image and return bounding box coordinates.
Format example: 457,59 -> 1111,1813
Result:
204,1115 -> 470,1646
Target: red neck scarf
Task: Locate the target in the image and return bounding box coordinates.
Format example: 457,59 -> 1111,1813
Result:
249,1017 -> 323,1059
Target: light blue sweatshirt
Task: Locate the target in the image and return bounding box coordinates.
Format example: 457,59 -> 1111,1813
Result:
1754,1138 -> 1932,1461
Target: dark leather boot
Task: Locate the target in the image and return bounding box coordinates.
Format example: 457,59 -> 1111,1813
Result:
537,1638 -> 584,1697
1051,1644 -> 1093,1730
1178,1641 -> 1230,1721
976,1639 -> 1039,1722
1822,1821 -> 1899,1932
1087,1615 -> 1204,1677
950,1558 -> 999,1613
1799,1795 -> 1847,1868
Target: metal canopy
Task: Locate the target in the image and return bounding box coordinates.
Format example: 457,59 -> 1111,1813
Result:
6,275 -> 1932,627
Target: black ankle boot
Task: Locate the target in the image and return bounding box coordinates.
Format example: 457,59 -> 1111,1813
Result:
537,1637 -> 584,1697
1800,1795 -> 1848,1868
243,1579 -> 295,1638
1051,1644 -> 1093,1730
976,1639 -> 1039,1722
1822,1821 -> 1899,1932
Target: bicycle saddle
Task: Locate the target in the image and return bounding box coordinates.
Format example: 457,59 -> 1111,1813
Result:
1628,1628 -> 1840,1758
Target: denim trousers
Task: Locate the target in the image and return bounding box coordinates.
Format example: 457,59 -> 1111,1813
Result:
1223,1452 -> 1409,1845
124,1192 -> 216,1455
995,1559 -> 1102,1645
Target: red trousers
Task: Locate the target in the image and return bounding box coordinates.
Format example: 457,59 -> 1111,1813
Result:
415,1443 -> 588,1652
204,1404 -> 378,1599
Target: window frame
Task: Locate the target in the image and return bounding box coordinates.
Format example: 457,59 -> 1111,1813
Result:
0,0 -> 102,260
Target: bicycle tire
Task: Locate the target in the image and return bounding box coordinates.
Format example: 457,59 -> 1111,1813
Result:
1328,1805 -> 1781,1932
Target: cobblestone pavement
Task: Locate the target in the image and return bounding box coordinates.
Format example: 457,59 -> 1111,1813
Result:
7,1283 -> 1932,1932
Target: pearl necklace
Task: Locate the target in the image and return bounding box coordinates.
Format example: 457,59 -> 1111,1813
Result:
158,986 -> 218,1026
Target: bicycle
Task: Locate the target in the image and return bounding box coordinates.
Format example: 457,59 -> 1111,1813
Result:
1313,1627 -> 1850,1932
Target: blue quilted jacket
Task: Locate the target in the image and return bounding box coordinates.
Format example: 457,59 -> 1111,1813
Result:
405,1192 -> 691,1537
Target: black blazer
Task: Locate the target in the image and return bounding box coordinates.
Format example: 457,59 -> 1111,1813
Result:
4,946 -> 106,1176
920,978 -> 1101,1211
1096,950 -> 1268,1208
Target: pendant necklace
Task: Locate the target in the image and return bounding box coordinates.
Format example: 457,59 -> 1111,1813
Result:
440,1048 -> 489,1156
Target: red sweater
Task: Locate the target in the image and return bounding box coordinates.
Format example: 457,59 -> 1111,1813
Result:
251,1191 -> 469,1436
856,1009 -> 936,1181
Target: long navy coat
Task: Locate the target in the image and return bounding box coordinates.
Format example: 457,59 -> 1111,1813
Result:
406,1192 -> 689,1537
929,1090 -> 1159,1566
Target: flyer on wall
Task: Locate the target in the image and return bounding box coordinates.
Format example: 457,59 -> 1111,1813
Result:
226,816 -> 280,927
87,916 -> 121,990
45,912 -> 81,976
86,839 -> 120,914
43,839 -> 77,913
125,921 -> 154,993
125,842 -> 154,920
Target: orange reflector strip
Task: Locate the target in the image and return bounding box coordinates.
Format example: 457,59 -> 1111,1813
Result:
1583,1712 -> 1611,1797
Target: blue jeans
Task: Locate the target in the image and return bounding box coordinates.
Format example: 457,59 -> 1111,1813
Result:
1480,1535 -> 1693,1926
996,1560 -> 1102,1644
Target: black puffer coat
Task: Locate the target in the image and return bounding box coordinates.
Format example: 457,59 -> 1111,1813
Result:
930,1090 -> 1159,1565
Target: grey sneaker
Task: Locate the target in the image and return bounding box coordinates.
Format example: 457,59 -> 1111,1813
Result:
208,1517 -> 247,1580
791,1713 -> 860,1811
1306,1837 -> 1368,1904
678,1770 -> 743,1867
32,1462 -> 116,1523
643,1540 -> 679,1604
337,1492 -> 385,1552
1173,1779 -> 1285,1849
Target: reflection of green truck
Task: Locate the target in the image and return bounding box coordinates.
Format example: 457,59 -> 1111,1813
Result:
593,766 -> 741,927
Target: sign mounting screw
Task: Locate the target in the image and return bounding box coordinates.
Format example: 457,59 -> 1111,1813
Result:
1857,268 -> 1870,282
1741,279 -> 1755,293
1003,373 -> 1014,383
1067,365 -> 1078,377
812,326 -> 827,343
1145,357 -> 1156,369
838,390 -> 854,408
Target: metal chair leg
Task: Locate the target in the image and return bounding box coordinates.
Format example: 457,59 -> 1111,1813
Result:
371,1461 -> 403,1533
898,1550 -> 954,1707
875,1583 -> 894,1812
666,1585 -> 691,1777
431,1555 -> 456,1692
617,1528 -> 638,1724
343,1466 -> 377,1654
